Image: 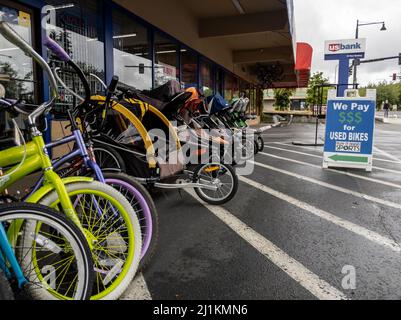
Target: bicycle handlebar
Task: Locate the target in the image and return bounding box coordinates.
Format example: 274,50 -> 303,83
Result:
43,36 -> 70,62
0,21 -> 58,127
0,22 -> 58,99
43,35 -> 92,108
105,76 -> 119,105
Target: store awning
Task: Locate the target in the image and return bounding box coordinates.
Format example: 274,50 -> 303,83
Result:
295,42 -> 313,87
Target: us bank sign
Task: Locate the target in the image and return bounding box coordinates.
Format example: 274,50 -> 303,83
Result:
325,38 -> 366,58
324,38 -> 366,96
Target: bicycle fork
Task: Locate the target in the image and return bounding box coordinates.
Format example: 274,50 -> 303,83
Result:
0,223 -> 27,288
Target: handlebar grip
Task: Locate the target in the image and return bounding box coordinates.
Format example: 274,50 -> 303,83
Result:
43,36 -> 71,62
108,76 -> 119,93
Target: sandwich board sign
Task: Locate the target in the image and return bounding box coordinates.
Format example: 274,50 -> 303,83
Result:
323,89 -> 376,171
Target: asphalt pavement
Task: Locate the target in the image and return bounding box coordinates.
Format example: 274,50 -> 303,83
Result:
123,121 -> 401,300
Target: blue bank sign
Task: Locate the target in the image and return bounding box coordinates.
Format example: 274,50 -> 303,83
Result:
323,89 -> 376,171
324,38 -> 366,96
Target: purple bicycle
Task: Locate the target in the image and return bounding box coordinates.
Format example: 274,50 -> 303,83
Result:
24,36 -> 159,271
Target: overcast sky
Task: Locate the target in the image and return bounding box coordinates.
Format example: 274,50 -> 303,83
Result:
293,0 -> 401,86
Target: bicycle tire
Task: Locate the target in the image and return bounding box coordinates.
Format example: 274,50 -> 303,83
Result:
35,181 -> 142,300
193,163 -> 239,205
103,172 -> 159,271
93,144 -> 127,172
256,136 -> 264,152
1,203 -> 93,300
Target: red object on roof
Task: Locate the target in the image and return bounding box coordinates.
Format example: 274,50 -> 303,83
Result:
295,42 -> 313,87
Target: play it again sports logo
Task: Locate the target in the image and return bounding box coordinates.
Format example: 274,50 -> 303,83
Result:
325,38 -> 366,55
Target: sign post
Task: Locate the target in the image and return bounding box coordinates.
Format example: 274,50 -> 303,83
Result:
324,38 -> 366,96
323,89 -> 376,171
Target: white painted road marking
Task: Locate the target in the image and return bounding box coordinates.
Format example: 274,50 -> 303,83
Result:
252,160 -> 401,210
259,152 -> 401,190
185,189 -> 348,300
263,145 -> 401,174
239,176 -> 401,253
271,142 -> 401,165
374,146 -> 401,163
121,274 -> 152,300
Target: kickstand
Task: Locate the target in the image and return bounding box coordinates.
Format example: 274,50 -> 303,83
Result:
177,189 -> 183,198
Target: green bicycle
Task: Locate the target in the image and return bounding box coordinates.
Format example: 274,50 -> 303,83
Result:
0,21 -> 142,300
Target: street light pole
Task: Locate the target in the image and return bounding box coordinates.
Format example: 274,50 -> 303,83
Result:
353,20 -> 386,87
353,20 -> 359,87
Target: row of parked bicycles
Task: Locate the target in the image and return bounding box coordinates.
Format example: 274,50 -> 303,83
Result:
0,20 -> 264,300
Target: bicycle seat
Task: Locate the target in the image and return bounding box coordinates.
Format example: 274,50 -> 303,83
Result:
161,92 -> 193,116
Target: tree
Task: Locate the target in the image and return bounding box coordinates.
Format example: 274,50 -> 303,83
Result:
273,88 -> 294,110
0,62 -> 26,99
360,81 -> 401,109
306,72 -> 332,107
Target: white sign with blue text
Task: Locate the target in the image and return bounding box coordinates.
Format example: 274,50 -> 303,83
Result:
323,89 -> 376,171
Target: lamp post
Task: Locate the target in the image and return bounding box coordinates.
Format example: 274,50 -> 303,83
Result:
353,20 -> 387,86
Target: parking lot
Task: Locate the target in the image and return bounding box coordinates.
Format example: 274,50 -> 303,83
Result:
124,122 -> 401,300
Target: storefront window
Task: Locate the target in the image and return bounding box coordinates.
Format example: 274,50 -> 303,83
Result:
0,3 -> 35,103
45,0 -> 105,113
154,32 -> 179,88
200,59 -> 214,97
0,2 -> 36,135
224,73 -> 239,102
112,9 -> 151,90
181,49 -> 197,88
216,68 -> 223,95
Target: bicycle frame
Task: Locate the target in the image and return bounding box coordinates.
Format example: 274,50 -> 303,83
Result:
0,134 -> 88,236
0,223 -> 27,288
29,128 -> 105,196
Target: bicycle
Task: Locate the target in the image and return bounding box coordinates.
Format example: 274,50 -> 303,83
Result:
27,106 -> 159,271
0,21 -> 142,300
37,35 -> 159,271
0,203 -> 94,300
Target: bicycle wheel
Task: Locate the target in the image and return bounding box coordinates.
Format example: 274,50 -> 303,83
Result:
93,144 -> 126,172
193,163 -> 238,205
256,135 -> 264,152
103,172 -> 158,271
0,269 -> 14,300
34,181 -> 142,300
1,203 -> 93,300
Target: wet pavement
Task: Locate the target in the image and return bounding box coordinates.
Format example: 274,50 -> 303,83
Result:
125,121 -> 401,300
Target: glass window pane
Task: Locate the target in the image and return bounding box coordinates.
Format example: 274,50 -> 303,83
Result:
0,3 -> 36,136
181,49 -> 197,88
200,60 -> 214,97
45,0 -> 105,113
112,9 -> 151,90
154,32 -> 178,87
216,68 -> 223,95
0,5 -> 35,102
224,73 -> 238,101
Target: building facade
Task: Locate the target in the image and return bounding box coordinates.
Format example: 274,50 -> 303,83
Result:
0,0 -> 310,137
